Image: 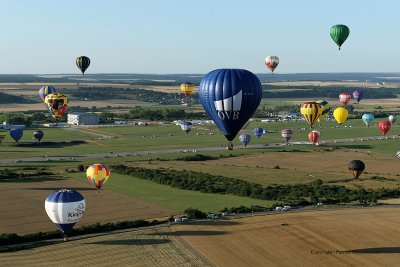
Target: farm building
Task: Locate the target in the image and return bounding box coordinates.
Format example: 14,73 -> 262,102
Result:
68,113 -> 99,125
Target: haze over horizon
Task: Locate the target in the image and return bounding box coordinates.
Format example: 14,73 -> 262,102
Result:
1,0 -> 400,74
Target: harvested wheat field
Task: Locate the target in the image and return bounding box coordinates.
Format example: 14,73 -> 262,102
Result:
172,206 -> 400,267
0,178 -> 176,235
0,228 -> 211,267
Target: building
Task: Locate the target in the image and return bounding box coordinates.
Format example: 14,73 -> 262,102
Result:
68,113 -> 99,125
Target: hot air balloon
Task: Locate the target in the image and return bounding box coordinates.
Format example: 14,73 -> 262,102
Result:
33,130 -> 44,142
378,121 -> 391,135
348,160 -> 365,179
389,115 -> 397,125
76,56 -> 90,75
281,129 -> 293,144
265,56 -> 279,73
362,114 -> 374,127
44,93 -> 69,123
333,107 -> 348,125
239,133 -> 251,147
300,102 -> 322,128
396,151 -> 400,160
308,130 -> 320,145
316,100 -> 331,123
253,128 -> 264,138
38,85 -> 57,102
86,164 -> 110,192
199,69 -> 262,150
330,24 -> 350,50
339,92 -> 351,105
10,128 -> 23,142
352,90 -> 363,103
180,82 -> 194,97
45,189 -> 85,241
180,121 -> 193,135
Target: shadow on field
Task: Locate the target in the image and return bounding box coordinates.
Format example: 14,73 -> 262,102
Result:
337,145 -> 373,149
342,247 -> 400,254
9,141 -> 85,148
87,239 -> 170,246
149,230 -> 229,236
185,220 -> 241,226
26,187 -> 95,191
1,177 -> 66,183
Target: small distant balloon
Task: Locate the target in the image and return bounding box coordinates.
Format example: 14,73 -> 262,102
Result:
378,121 -> 391,135
253,128 -> 264,138
308,130 -> 320,145
281,129 -> 293,144
348,160 -> 365,179
333,107 -> 348,125
362,114 -> 374,127
265,56 -> 279,73
86,164 -> 110,192
339,92 -> 351,105
38,85 -> 57,102
76,56 -> 91,75
330,24 -> 350,50
352,90 -> 363,103
33,130 -> 44,142
388,115 -> 397,125
239,133 -> 251,147
10,128 -> 23,142
300,102 -> 322,128
180,121 -> 193,135
316,100 -> 331,123
180,82 -> 194,97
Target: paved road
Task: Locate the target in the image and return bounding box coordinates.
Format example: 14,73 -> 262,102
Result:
2,135 -> 398,164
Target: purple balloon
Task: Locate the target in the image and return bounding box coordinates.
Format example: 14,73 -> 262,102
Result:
352,90 -> 363,103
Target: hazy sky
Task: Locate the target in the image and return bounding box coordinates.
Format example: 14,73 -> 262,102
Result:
1,0 -> 399,74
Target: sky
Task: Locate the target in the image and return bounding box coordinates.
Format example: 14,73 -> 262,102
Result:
1,0 -> 400,74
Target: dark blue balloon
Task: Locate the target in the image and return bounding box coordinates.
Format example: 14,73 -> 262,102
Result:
199,69 -> 262,141
34,130 -> 44,142
10,128 -> 23,142
253,127 -> 264,138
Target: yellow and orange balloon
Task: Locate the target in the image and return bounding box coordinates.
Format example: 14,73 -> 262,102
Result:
180,82 -> 194,97
86,164 -> 110,192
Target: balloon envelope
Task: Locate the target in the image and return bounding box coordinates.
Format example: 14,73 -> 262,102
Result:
265,56 -> 279,73
239,133 -> 251,147
76,56 -> 90,75
45,189 -> 85,238
308,130 -> 320,145
180,121 -> 193,134
352,90 -> 363,103
33,130 -> 44,142
253,128 -> 264,138
38,85 -> 57,102
281,129 -> 293,143
333,107 -> 348,125
86,164 -> 110,190
378,121 -> 391,135
10,128 -> 23,142
316,100 -> 330,123
330,24 -> 350,50
339,92 -> 351,105
199,69 -> 262,141
388,115 -> 397,124
362,114 -> 374,126
45,93 -> 69,122
180,82 -> 194,97
300,102 -> 322,128
348,160 -> 365,179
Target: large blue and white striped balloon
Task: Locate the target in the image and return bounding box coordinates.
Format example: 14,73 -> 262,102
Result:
45,189 -> 85,239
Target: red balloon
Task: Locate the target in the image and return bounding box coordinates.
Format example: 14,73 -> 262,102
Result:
378,121 -> 391,135
308,130 -> 320,145
339,92 -> 351,105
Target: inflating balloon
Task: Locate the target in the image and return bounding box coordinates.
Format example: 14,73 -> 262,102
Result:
45,189 -> 85,241
348,160 -> 365,179
300,102 -> 321,128
76,56 -> 90,75
86,164 -> 110,192
199,69 -> 262,149
330,24 -> 350,50
239,133 -> 251,147
378,121 -> 391,135
333,107 -> 348,125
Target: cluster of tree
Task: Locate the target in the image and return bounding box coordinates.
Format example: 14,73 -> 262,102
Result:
176,154 -> 217,161
111,165 -> 400,205
220,205 -> 267,214
261,85 -> 398,99
0,219 -> 163,249
184,208 -> 207,219
0,169 -> 53,182
0,92 -> 33,104
62,87 -> 200,105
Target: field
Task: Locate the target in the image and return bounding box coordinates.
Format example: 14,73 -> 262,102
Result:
3,206 -> 400,266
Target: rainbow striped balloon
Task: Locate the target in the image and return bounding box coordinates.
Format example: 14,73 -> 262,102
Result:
86,164 -> 110,190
